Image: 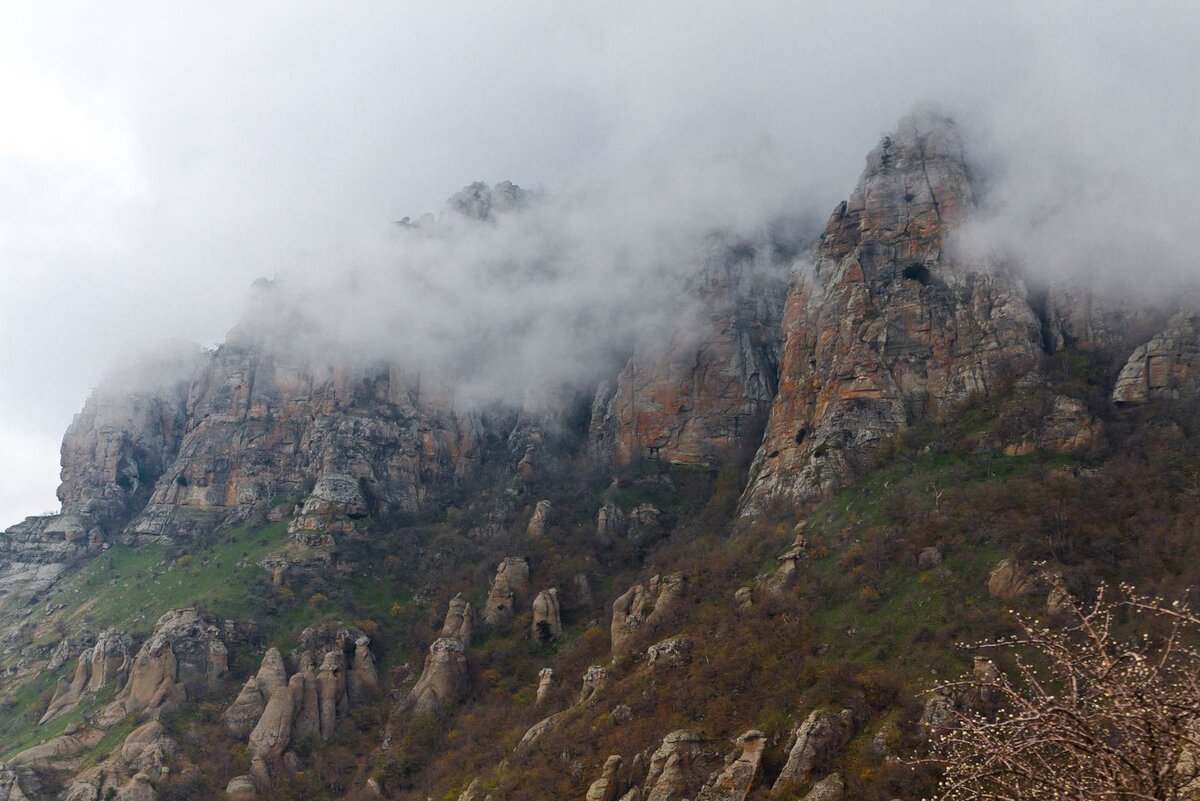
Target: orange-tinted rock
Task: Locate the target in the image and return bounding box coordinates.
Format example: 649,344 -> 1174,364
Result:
1113,312 -> 1200,404
743,112 -> 1042,512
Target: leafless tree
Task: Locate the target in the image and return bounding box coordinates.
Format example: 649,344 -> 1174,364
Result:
926,578 -> 1200,801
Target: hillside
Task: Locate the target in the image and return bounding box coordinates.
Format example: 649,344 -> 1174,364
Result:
3,111 -> 1200,801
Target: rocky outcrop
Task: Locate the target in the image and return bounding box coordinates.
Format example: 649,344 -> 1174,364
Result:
442,593 -> 474,644
586,755 -> 624,801
1043,282 -> 1164,356
535,668 -> 555,706
595,503 -> 627,542
526,500 -> 552,537
611,574 -> 687,658
743,112 -> 1042,512
348,636 -> 380,702
407,637 -> 467,715
800,773 -> 844,801
108,608 -> 230,719
694,730 -> 766,801
41,628 -> 133,723
532,589 -> 562,644
1114,312 -> 1200,404
986,558 -> 1038,599
588,234 -> 789,466
646,636 -> 693,670
642,730 -> 725,801
483,557 -> 529,626
771,709 -> 855,794
316,651 -> 348,739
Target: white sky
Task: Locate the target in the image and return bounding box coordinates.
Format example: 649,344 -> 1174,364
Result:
2,1 -> 1198,527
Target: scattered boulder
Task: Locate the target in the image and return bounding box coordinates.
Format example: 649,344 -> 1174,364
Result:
225,775 -> 257,800
771,709 -> 855,794
695,730 -> 766,801
532,589 -> 563,645
483,557 -> 530,626
917,547 -> 942,570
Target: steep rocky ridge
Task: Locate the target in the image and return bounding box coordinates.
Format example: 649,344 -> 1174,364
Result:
743,111 -> 1043,512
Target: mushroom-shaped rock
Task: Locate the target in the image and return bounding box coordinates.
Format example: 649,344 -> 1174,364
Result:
532,589 -> 563,644
483,557 -> 530,626
441,593 -> 473,645
526,500 -> 552,537
695,730 -> 767,801
408,637 -> 468,714
586,755 -> 624,801
771,709 -> 855,794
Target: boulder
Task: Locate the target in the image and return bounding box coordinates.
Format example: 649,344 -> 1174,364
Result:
532,589 -> 563,644
986,558 -> 1037,599
225,775 -> 257,800
917,547 -> 942,570
802,773 -> 844,801
646,636 -> 693,669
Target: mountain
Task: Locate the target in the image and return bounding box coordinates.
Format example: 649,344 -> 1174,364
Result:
3,112 -> 1200,801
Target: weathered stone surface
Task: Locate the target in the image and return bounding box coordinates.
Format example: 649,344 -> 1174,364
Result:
1114,312 -> 1200,404
483,557 -> 529,627
1001,394 -> 1104,456
588,234 -> 788,466
225,775 -> 258,801
41,627 -> 134,723
586,755 -> 624,801
801,772 -> 844,801
526,500 -> 552,537
986,558 -> 1037,599
348,636 -> 380,702
109,608 -> 229,719
407,638 -> 468,715
248,684 -> 296,763
255,648 -> 288,699
120,720 -> 175,780
595,503 -> 627,542
646,636 -> 693,669
441,593 -> 474,644
772,709 -> 855,793
224,677 -> 267,737
0,766 -> 32,801
695,730 -> 766,801
744,112 -> 1042,512
532,589 -> 562,645
535,667 -> 555,706
457,777 -> 488,801
8,735 -> 90,768
1043,282 -> 1164,356
642,730 -> 725,801
917,547 -> 942,570
316,651 -> 347,739
611,574 -> 687,658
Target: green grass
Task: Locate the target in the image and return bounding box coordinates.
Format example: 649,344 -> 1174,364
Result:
55,521 -> 290,633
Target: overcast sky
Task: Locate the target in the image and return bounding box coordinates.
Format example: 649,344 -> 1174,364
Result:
2,1 -> 1199,527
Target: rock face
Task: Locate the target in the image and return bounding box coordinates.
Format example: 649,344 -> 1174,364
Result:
586,755 -> 624,801
526,500 -> 552,537
642,730 -> 726,801
611,574 -> 688,658
694,730 -> 766,801
110,608 -> 230,719
1114,312 -> 1200,404
531,589 -> 562,644
41,628 -> 133,723
588,235 -> 789,466
483,557 -> 530,626
743,112 -> 1042,512
986,558 -> 1037,599
772,709 -> 855,794
1043,282 -> 1164,356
